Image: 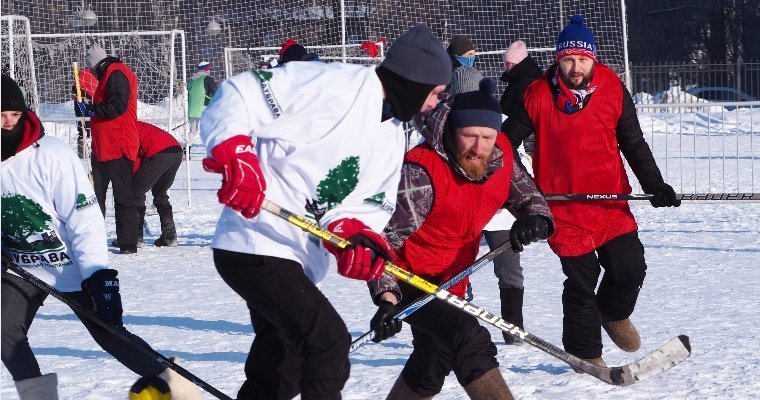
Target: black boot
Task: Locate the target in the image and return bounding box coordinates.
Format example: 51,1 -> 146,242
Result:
136,206 -> 146,247
500,287 -> 525,345
154,204 -> 177,247
113,206 -> 146,248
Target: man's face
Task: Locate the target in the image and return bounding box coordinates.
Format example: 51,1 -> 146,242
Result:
420,84 -> 447,113
1,111 -> 23,131
453,126 -> 497,180
558,55 -> 595,90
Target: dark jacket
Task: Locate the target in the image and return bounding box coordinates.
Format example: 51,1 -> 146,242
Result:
500,55 -> 542,155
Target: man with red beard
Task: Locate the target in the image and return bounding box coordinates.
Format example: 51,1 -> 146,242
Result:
503,15 -> 681,368
368,79 -> 553,399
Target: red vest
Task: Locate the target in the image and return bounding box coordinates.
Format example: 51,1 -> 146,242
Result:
398,134 -> 513,297
132,121 -> 182,173
91,63 -> 139,162
524,63 -> 637,256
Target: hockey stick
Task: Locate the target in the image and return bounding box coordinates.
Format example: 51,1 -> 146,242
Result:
349,238 -> 515,353
1,258 -> 233,400
545,193 -> 760,201
260,200 -> 692,386
72,62 -> 93,185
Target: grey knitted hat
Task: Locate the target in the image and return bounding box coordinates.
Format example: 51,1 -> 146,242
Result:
449,66 -> 484,95
85,46 -> 108,70
379,24 -> 452,86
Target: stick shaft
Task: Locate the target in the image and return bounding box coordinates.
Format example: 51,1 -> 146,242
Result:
544,193 -> 760,201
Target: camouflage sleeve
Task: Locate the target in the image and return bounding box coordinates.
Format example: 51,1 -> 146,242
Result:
368,162 -> 434,304
367,274 -> 402,305
503,159 -> 554,233
382,163 -> 433,250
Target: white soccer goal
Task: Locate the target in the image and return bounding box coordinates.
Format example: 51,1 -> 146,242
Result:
223,42 -> 385,78
2,25 -> 194,209
1,15 -> 39,112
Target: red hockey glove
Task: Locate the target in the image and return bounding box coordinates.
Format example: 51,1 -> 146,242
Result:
202,135 -> 266,218
323,218 -> 396,281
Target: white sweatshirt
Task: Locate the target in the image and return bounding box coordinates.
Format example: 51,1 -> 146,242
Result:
1,135 -> 108,292
200,62 -> 406,283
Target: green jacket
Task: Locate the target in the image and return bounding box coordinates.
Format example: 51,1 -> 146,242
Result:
187,72 -> 217,118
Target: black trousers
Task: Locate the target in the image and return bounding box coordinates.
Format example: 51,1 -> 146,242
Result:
213,249 -> 350,400
92,156 -> 138,249
133,148 -> 182,208
398,281 -> 499,397
1,272 -> 165,381
560,231 -> 647,359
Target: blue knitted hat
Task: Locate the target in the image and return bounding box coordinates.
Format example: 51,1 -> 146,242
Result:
556,15 -> 597,60
449,78 -> 502,132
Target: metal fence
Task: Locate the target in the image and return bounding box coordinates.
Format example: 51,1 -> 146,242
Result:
631,102 -> 760,195
630,60 -> 760,105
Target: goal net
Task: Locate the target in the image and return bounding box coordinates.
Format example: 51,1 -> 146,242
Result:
1,19 -> 193,209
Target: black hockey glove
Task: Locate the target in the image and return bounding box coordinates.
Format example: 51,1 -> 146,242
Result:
82,269 -> 123,327
509,215 -> 551,252
647,182 -> 681,208
370,300 -> 403,343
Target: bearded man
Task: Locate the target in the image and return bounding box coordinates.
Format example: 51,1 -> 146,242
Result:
367,79 -> 554,399
502,15 -> 681,368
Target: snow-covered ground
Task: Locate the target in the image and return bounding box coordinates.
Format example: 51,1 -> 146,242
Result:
2,110 -> 760,399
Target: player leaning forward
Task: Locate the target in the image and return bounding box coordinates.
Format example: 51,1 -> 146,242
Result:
200,25 -> 452,399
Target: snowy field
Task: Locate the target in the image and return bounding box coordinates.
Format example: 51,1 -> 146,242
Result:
3,109 -> 760,399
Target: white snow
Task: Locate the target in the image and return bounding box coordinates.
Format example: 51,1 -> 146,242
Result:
2,109 -> 760,399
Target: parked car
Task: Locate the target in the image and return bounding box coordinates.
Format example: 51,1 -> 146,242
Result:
685,87 -> 758,110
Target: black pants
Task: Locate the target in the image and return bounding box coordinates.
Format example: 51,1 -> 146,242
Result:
213,249 -> 350,400
92,156 -> 138,249
398,281 -> 499,397
1,272 -> 165,381
133,148 -> 182,208
560,231 -> 647,359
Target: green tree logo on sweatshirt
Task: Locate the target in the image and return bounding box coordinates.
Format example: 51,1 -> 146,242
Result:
76,193 -> 98,210
305,156 -> 360,223
1,193 -> 63,252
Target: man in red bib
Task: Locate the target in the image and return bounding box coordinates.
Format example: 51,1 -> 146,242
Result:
503,15 -> 681,368
369,79 -> 553,399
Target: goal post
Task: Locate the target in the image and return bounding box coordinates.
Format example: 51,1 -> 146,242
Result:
2,26 -> 193,209
1,15 -> 40,113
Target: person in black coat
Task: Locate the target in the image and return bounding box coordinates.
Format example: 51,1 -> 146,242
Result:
500,40 -> 542,157
487,40 -> 544,345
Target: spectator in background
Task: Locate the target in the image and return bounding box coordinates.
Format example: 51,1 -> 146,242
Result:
500,40 -> 542,163
72,66 -> 98,159
447,34 -> 476,70
132,122 -> 182,247
111,122 -> 183,249
78,45 -> 140,254
187,61 -> 218,146
278,38 -> 320,64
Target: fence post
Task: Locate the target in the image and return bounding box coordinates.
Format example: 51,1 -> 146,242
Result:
736,55 -> 742,101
